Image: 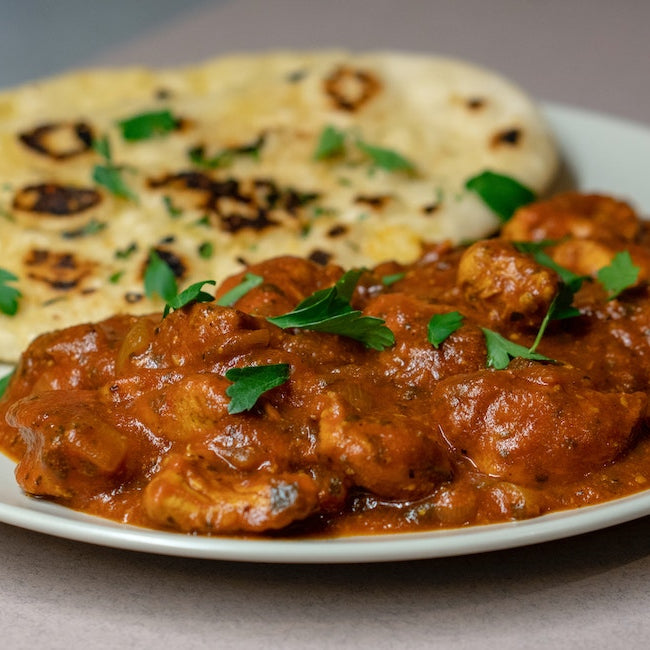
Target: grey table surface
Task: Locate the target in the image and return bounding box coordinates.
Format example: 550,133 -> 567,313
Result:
1,1 -> 649,648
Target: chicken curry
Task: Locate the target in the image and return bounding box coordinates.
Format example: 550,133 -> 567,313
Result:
1,192 -> 649,537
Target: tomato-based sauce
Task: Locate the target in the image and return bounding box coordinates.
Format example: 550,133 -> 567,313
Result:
1,192 -> 650,537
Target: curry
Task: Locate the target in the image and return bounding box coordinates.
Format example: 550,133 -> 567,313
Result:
1,192 -> 649,537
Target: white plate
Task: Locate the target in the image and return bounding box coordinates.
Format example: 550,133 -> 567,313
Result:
1,103 -> 650,563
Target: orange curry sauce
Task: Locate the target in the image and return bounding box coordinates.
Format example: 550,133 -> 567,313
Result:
1,192 -> 650,537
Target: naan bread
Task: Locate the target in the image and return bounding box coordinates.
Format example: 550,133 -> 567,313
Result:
0,50 -> 559,362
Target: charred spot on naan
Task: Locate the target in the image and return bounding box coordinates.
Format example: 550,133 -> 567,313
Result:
141,247 -> 188,282
323,65 -> 382,112
148,171 -> 215,211
308,249 -> 333,265
148,172 -> 319,233
490,127 -> 523,148
326,224 -> 349,238
18,122 -> 94,160
13,183 -> 101,216
354,194 -> 392,211
465,97 -> 487,111
23,249 -> 96,292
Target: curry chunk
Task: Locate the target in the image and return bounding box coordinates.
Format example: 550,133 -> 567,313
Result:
319,391 -> 452,499
432,363 -> 646,486
215,256 -> 344,318
457,239 -> 559,329
7,390 -> 129,500
364,293 -> 486,389
143,455 -> 321,533
501,192 -> 640,243
2,191 -> 650,537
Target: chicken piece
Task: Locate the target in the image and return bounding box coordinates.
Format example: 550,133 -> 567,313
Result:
318,391 -> 452,499
550,239 -> 650,286
136,304 -> 272,369
143,455 -> 321,533
501,192 -> 640,243
214,256 -> 344,318
432,363 -> 646,486
457,239 -> 559,329
111,373 -> 232,444
7,390 -> 128,499
363,292 -> 486,389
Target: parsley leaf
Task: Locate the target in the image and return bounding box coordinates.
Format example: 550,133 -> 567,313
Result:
381,272 -> 406,286
92,135 -> 112,160
465,171 -> 536,222
188,135 -> 265,169
313,125 -> 346,160
144,250 -> 178,302
267,269 -> 395,350
356,139 -> 416,173
92,165 -> 137,201
163,195 -> 182,218
198,242 -> 214,259
482,328 -> 553,370
118,109 -> 178,141
0,268 -> 22,316
428,312 -> 464,348
91,135 -> 137,201
597,250 -> 640,299
0,369 -> 14,399
188,145 -> 233,169
313,125 -> 415,173
163,280 -> 216,318
61,218 -> 107,239
216,273 -> 264,307
115,242 -> 138,259
225,363 -> 291,414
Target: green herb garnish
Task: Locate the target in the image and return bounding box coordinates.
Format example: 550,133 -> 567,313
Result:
482,328 -> 553,370
428,312 -> 465,348
109,271 -> 124,284
188,135 -> 265,169
92,135 -> 137,201
313,125 -> 346,160
118,109 -> 178,141
115,242 -> 138,260
0,268 -> 21,316
216,273 -> 264,306
0,369 -> 14,398
188,145 -> 233,169
597,250 -> 640,300
61,218 -> 107,239
163,195 -> 183,218
313,125 -> 416,173
194,215 -> 211,227
225,363 -> 291,414
144,250 -> 178,302
163,280 -> 216,318
267,269 -> 395,350
92,135 -> 112,160
381,272 -> 406,286
93,165 -> 137,201
198,242 -> 214,259
356,139 -> 416,173
465,171 -> 536,222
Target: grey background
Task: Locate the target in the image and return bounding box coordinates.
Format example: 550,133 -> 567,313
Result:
3,0 -> 649,124
1,1 -> 649,649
